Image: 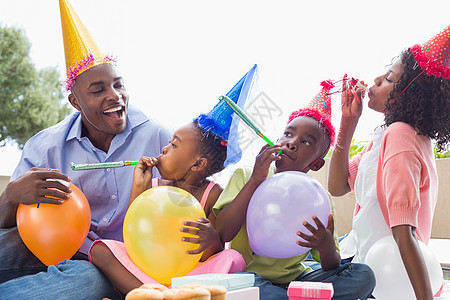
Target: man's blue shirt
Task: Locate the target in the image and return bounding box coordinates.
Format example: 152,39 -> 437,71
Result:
11,105 -> 172,254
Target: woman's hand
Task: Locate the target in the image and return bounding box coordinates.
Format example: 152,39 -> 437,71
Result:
341,74 -> 364,120
181,217 -> 223,256
250,144 -> 281,184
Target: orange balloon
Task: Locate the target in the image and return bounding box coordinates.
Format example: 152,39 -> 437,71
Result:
16,183 -> 91,266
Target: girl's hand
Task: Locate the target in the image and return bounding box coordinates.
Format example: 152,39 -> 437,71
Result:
181,217 -> 222,255
129,157 -> 158,205
250,144 -> 281,184
296,214 -> 335,255
132,156 -> 158,191
341,74 -> 364,119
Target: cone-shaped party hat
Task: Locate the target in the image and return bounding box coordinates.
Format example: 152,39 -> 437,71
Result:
288,80 -> 335,145
410,24 -> 450,79
194,64 -> 259,166
59,0 -> 115,90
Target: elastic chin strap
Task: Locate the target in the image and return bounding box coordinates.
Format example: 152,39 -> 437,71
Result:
172,156 -> 204,184
399,69 -> 425,96
172,144 -> 217,184
299,143 -> 331,173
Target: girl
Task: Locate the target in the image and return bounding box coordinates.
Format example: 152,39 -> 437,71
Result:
328,25 -> 450,300
89,64 -> 258,295
89,121 -> 245,294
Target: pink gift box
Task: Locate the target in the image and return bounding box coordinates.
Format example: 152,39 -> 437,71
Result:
287,281 -> 334,300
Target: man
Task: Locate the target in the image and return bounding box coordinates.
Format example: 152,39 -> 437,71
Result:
0,0 -> 171,298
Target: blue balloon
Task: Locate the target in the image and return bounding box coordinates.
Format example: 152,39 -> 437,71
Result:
246,171 -> 331,258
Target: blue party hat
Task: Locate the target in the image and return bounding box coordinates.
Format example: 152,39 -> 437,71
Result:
194,64 -> 258,166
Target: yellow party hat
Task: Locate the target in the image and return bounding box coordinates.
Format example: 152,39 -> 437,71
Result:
59,0 -> 115,90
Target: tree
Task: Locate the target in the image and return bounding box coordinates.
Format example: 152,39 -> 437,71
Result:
0,26 -> 71,148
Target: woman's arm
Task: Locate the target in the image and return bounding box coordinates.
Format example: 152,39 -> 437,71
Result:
328,78 -> 363,196
328,119 -> 358,196
392,225 -> 433,300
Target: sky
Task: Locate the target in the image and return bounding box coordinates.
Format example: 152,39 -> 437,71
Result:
0,0 -> 449,176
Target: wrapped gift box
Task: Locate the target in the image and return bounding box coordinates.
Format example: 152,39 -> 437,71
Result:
287,281 -> 334,300
172,273 -> 255,291
226,287 -> 259,300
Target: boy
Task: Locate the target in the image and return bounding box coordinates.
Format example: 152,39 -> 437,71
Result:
214,81 -> 375,300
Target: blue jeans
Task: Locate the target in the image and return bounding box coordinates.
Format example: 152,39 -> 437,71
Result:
303,235 -> 353,271
241,262 -> 375,300
303,254 -> 354,271
0,227 -> 118,300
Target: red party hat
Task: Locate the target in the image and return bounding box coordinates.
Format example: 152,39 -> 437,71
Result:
410,24 -> 450,79
306,79 -> 333,116
287,80 -> 335,145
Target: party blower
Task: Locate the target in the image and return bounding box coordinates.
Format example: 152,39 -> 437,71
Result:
70,161 -> 138,171
219,95 -> 282,154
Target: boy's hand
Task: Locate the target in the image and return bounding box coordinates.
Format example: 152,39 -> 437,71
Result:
181,217 -> 222,255
250,144 -> 281,184
342,74 -> 364,119
296,214 -> 335,255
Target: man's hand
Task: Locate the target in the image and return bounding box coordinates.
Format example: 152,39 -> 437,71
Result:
5,168 -> 71,206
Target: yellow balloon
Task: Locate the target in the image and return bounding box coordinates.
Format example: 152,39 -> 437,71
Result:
123,186 -> 205,285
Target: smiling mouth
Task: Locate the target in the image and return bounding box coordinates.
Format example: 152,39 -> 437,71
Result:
103,106 -> 124,119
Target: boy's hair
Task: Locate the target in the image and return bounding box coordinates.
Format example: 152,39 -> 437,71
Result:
192,121 -> 227,177
287,109 -> 335,147
385,49 -> 450,152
